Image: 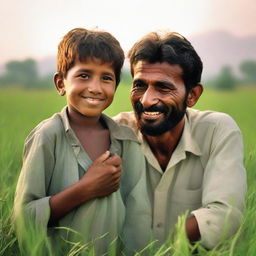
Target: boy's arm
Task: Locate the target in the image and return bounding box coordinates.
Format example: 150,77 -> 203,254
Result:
14,131 -> 122,229
49,151 -> 121,224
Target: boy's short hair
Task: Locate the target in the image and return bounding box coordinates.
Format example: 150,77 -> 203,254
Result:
128,32 -> 203,92
57,28 -> 125,86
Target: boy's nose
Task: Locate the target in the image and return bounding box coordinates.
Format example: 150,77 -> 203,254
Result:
140,87 -> 159,108
87,79 -> 102,94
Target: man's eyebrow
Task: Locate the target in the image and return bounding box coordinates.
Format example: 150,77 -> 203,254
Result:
133,78 -> 146,84
154,81 -> 174,87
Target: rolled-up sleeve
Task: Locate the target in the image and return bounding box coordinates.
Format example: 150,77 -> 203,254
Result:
192,118 -> 247,249
13,131 -> 55,229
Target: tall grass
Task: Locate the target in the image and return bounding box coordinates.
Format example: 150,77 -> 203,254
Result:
0,85 -> 255,255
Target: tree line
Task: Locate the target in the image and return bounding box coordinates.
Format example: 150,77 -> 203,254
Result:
0,58 -> 256,90
206,60 -> 256,89
0,59 -> 52,89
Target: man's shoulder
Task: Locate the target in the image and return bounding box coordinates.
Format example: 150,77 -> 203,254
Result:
113,111 -> 137,132
103,113 -> 139,143
187,108 -> 240,132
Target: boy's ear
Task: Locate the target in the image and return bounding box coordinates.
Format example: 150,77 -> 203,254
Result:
186,84 -> 203,107
54,72 -> 66,96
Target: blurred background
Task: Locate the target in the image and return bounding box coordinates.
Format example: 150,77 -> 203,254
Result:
0,0 -> 256,90
0,3 -> 255,255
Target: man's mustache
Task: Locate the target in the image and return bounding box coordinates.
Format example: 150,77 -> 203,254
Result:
134,101 -> 169,114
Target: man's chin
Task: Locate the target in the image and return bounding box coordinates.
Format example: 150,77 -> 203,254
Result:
139,123 -> 169,136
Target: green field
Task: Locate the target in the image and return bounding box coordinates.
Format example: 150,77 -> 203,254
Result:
0,85 -> 255,255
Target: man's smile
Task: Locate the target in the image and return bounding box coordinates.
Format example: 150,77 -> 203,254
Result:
141,111 -> 164,121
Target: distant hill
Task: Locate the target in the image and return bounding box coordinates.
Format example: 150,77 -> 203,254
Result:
188,30 -> 256,80
1,31 -> 256,81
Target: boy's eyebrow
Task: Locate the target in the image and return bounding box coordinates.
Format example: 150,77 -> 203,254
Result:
75,69 -> 115,77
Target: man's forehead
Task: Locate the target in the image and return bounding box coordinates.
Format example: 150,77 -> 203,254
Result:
133,61 -> 183,79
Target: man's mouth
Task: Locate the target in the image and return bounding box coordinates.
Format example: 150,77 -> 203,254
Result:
141,111 -> 164,121
143,111 -> 161,116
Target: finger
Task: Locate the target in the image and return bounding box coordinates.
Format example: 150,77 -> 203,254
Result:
112,169 -> 122,180
104,154 -> 122,166
94,151 -> 111,164
113,175 -> 122,185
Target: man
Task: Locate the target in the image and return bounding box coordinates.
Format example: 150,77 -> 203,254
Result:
114,32 -> 247,249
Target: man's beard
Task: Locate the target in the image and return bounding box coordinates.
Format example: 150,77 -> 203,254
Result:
134,100 -> 187,136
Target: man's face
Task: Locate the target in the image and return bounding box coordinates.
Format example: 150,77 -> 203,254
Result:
130,61 -> 187,136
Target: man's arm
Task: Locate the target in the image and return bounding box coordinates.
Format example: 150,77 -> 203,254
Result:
191,114 -> 247,249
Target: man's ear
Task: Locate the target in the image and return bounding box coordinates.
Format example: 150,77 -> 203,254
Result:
186,84 -> 203,107
54,72 -> 66,96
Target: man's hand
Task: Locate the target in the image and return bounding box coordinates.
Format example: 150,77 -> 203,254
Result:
80,151 -> 122,198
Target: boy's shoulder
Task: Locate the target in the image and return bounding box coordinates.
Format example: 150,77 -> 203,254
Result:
25,111 -> 64,144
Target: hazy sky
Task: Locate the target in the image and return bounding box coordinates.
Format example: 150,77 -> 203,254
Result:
1,0 -> 256,63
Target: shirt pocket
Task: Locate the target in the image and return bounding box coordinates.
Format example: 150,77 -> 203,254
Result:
171,187 -> 202,206
166,188 -> 202,233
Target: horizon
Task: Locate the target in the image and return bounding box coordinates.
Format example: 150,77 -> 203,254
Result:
1,0 -> 256,64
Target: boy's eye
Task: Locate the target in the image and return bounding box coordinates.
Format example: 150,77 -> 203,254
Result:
79,74 -> 89,79
102,76 -> 113,81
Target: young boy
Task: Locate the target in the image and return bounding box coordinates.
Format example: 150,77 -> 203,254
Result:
13,28 -> 151,255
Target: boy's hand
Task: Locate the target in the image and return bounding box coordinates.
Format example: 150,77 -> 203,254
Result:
80,151 -> 122,199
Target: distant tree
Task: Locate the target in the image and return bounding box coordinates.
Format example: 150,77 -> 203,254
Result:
213,65 -> 237,90
121,70 -> 132,85
0,58 -> 39,88
239,60 -> 256,84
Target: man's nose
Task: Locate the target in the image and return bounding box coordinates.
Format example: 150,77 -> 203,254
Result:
140,87 -> 159,108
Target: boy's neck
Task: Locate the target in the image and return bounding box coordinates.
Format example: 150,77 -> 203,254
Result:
67,106 -> 110,161
67,106 -> 103,130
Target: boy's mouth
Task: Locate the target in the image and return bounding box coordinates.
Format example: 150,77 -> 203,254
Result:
81,96 -> 105,102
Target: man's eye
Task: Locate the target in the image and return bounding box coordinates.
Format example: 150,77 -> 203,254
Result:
133,81 -> 145,88
159,85 -> 170,91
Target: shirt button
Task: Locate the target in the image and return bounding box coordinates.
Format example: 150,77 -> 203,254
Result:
156,223 -> 163,228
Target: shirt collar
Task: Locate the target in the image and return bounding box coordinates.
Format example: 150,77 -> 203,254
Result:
59,106 -> 138,142
138,109 -> 202,157
177,111 -> 202,156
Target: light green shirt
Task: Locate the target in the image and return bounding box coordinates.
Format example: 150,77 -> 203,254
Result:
14,107 -> 151,255
114,108 -> 247,249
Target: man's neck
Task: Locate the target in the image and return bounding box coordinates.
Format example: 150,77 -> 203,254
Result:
144,118 -> 185,171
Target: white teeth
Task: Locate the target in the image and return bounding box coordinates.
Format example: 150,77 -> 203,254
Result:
143,111 -> 161,116
82,96 -> 103,102
87,98 -> 99,101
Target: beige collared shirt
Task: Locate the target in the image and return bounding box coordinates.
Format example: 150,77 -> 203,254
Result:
114,108 -> 247,249
14,107 -> 151,255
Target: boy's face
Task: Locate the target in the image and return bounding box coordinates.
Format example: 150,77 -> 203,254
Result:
55,58 -> 116,118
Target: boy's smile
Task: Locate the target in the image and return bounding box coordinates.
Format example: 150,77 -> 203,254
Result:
55,57 -> 116,119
